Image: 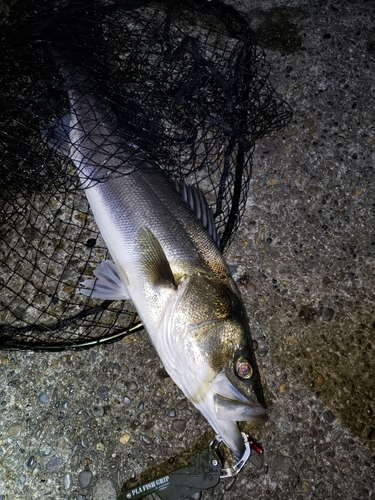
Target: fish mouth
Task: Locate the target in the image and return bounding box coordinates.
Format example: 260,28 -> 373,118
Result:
213,393 -> 268,423
204,372 -> 268,458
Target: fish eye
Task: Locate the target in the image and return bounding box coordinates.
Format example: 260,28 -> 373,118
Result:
235,357 -> 253,379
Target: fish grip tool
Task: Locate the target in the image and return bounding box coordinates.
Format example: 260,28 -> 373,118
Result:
117,432 -> 259,499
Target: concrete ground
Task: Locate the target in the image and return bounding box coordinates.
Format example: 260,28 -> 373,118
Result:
0,0 -> 374,499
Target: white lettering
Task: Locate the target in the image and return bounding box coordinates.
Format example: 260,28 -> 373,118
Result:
141,480 -> 156,492
156,476 -> 169,486
129,476 -> 170,497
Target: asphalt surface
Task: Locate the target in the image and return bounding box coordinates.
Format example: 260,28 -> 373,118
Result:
1,0 -> 374,499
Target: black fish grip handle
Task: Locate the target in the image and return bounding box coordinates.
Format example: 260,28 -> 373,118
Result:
117,432 -> 260,500
117,447 -> 221,500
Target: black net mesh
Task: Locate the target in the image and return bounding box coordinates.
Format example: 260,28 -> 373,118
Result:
0,0 -> 292,349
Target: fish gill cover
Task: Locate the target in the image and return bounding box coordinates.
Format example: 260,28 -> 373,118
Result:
0,0 -> 291,348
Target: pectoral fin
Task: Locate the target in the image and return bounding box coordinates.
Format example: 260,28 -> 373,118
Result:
80,259 -> 130,300
136,227 -> 176,289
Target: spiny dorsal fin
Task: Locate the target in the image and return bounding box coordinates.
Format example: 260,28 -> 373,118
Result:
173,179 -> 220,249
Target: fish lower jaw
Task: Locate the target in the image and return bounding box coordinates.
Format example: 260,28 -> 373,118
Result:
194,399 -> 246,458
190,375 -> 267,457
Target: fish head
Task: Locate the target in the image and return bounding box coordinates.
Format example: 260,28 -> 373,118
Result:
170,273 -> 267,458
193,317 -> 268,458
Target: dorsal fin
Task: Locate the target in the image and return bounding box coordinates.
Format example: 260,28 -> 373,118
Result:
173,179 -> 220,249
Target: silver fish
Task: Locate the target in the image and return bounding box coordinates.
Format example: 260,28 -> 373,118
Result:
46,53 -> 267,458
